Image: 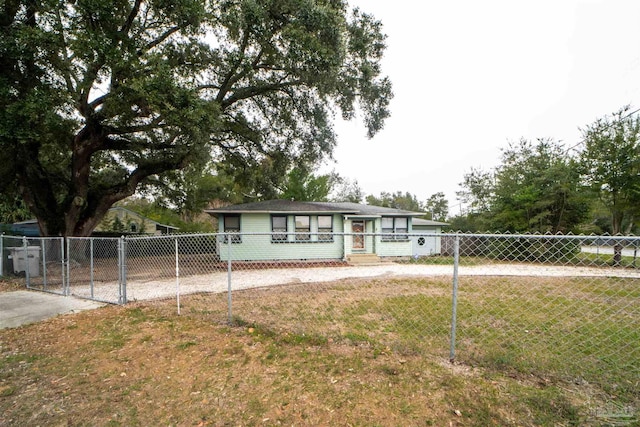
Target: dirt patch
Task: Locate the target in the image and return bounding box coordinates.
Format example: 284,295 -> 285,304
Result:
0,279 -> 23,293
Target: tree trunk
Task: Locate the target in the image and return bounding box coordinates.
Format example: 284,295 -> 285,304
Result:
611,210 -> 624,267
613,243 -> 623,267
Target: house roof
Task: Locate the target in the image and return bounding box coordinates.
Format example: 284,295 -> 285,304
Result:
412,218 -> 449,227
205,200 -> 424,217
108,207 -> 179,230
11,207 -> 179,236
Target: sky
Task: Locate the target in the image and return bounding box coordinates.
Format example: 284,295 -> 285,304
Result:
322,0 -> 640,214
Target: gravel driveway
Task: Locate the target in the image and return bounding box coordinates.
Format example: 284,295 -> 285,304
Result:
112,262 -> 640,302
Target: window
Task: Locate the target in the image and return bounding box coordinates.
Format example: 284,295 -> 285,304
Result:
381,217 -> 409,241
271,215 -> 288,242
318,215 -> 333,242
295,215 -> 311,241
395,217 -> 408,239
381,217 -> 394,240
223,214 -> 241,243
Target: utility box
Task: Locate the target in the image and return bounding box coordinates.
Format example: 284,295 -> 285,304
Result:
8,246 -> 40,277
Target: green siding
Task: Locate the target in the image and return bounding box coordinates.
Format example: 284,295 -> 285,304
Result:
218,213 -> 429,260
376,238 -> 413,257
219,213 -> 344,261
343,218 -> 414,257
374,217 -> 413,257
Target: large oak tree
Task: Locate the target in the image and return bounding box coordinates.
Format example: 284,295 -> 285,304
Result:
1,0 -> 392,236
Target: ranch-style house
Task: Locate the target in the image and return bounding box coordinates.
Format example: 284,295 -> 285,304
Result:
205,200 -> 447,262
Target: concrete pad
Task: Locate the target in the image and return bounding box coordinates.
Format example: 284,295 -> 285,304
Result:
0,291 -> 105,329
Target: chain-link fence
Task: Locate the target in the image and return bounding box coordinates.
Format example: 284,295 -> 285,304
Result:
450,234 -> 639,409
2,231 -> 639,409
66,237 -> 125,304
1,234 -> 65,294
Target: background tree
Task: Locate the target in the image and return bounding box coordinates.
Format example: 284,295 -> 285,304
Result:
579,106 -> 640,235
456,167 -> 495,214
491,138 -> 588,233
117,197 -> 215,233
452,168 -> 495,231
0,190 -> 31,224
454,139 -> 588,233
579,106 -> 640,265
149,165 -> 242,223
280,167 -> 336,202
423,192 -> 448,221
366,191 -> 422,211
1,0 -> 392,236
330,177 -> 364,203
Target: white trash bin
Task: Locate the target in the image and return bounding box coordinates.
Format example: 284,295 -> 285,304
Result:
8,246 -> 40,276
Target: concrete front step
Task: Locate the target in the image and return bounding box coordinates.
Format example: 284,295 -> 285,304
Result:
346,253 -> 382,265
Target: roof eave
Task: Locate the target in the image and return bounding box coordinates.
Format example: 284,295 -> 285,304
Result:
205,209 -> 353,216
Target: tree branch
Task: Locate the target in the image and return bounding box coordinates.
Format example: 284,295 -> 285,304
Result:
103,116 -> 166,136
88,94 -> 108,109
120,0 -> 142,35
215,29 -> 252,104
221,80 -> 302,109
53,8 -> 76,93
104,154 -> 190,205
141,25 -> 181,53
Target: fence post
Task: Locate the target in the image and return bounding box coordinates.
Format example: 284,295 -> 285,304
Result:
90,238 -> 95,299
1,233 -> 4,277
122,237 -> 128,304
22,236 -> 30,288
64,238 -> 70,295
118,236 -> 128,304
227,233 -> 233,324
41,239 -> 47,290
449,233 -> 460,363
175,237 -> 180,315
117,237 -> 122,303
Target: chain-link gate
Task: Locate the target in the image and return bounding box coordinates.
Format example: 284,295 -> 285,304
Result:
66,237 -> 125,304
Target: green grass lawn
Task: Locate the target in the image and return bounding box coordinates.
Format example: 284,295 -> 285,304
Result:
1,275 -> 638,426
229,276 -> 639,419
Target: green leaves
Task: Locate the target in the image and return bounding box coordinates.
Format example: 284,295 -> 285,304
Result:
579,106 -> 640,234
280,167 -> 335,202
456,138 -> 588,233
2,0 -> 392,235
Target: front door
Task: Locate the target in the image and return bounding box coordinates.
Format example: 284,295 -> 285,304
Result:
352,220 -> 365,250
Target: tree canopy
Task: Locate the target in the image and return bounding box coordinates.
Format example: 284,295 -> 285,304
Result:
1,0 -> 392,236
579,106 -> 640,235
366,191 -> 422,212
330,176 -> 364,203
423,192 -> 448,222
454,138 -> 589,233
280,166 -> 336,202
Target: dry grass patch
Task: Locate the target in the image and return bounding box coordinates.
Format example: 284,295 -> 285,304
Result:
1,300 -> 494,426
0,279 -> 23,294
